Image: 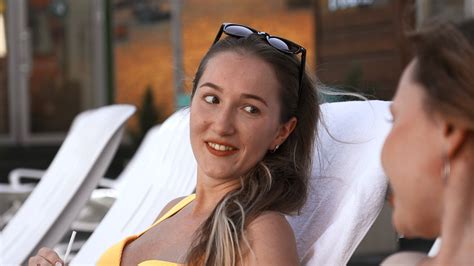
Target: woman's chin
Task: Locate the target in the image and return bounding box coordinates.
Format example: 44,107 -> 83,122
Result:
393,214 -> 440,239
392,210 -> 417,238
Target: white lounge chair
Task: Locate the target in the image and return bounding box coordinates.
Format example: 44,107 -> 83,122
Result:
287,100 -> 392,265
3,170 -> 124,233
0,104 -> 135,265
428,238 -> 441,257
72,109 -> 196,264
69,101 -> 392,265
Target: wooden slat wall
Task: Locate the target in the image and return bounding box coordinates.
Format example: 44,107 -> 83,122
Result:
314,0 -> 415,100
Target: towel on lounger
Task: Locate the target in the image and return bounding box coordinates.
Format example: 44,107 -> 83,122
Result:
287,100 -> 392,265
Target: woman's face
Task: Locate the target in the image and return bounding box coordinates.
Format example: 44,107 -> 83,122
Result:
190,51 -> 295,182
381,60 -> 445,238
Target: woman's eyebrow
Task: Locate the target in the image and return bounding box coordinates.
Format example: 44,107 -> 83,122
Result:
199,82 -> 268,107
241,93 -> 268,107
199,82 -> 223,91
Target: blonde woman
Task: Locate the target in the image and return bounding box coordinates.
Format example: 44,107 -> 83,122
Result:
29,23 -> 319,266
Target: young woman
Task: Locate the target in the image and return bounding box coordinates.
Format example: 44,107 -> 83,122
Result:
29,23 -> 319,265
382,19 -> 474,265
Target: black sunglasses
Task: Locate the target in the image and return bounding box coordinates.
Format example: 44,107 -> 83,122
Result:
212,23 -> 306,99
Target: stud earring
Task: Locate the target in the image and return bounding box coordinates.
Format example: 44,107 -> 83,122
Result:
271,144 -> 280,153
442,153 -> 451,185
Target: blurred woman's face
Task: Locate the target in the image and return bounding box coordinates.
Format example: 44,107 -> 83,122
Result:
381,60 -> 445,238
190,51 -> 295,183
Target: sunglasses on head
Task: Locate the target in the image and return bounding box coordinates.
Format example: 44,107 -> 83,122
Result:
212,23 -> 306,99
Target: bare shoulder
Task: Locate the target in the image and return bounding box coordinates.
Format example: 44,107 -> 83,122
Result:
244,211 -> 299,265
153,196 -> 187,222
381,251 -> 428,265
247,211 -> 294,237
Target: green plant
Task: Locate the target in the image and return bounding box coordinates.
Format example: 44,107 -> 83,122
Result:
131,85 -> 161,147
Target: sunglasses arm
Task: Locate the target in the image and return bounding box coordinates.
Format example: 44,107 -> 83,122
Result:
212,24 -> 225,47
299,48 -> 306,89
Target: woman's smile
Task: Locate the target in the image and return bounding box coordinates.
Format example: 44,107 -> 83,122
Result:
205,141 -> 239,156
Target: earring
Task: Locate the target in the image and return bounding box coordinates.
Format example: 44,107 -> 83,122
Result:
271,144 -> 280,153
442,153 -> 451,185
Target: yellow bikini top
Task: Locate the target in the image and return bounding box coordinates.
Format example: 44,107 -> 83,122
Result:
97,194 -> 196,266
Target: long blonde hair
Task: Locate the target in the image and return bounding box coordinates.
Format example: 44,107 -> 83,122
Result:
187,34 -> 320,265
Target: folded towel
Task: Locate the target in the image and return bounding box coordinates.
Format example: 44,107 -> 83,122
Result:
287,100 -> 392,265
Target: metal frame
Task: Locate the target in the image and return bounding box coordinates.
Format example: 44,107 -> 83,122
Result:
2,0 -> 28,145
92,0 -> 107,107
417,0 -> 474,26
2,0 -> 107,145
466,0 -> 474,18
0,0 -> 12,144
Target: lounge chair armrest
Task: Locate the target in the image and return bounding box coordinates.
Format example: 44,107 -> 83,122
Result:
9,168 -> 114,189
97,178 -> 116,189
8,168 -> 46,188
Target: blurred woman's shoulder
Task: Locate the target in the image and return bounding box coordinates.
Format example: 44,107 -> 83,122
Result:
381,251 -> 428,265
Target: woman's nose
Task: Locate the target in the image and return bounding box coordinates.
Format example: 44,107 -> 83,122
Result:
211,107 -> 236,136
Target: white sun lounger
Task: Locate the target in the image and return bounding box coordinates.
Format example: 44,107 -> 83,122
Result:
0,104 -> 135,265
69,101 -> 390,264
72,109 -> 197,264
287,100 -> 392,265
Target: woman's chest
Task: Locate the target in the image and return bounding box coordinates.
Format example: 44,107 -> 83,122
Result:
122,216 -> 203,264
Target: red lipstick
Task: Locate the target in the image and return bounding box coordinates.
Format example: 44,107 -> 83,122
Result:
205,141 -> 239,157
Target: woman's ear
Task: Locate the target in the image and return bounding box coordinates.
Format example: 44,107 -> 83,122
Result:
444,122 -> 469,159
270,117 -> 297,149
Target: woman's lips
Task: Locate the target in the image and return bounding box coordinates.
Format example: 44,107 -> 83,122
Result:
205,141 -> 239,157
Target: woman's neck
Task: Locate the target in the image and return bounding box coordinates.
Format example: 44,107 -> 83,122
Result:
428,148 -> 474,265
191,171 -> 242,216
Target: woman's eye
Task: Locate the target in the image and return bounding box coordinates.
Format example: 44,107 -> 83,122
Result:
204,95 -> 219,104
243,105 -> 259,114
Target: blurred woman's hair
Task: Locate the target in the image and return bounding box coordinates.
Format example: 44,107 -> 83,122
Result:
187,34 -> 319,266
409,19 -> 474,131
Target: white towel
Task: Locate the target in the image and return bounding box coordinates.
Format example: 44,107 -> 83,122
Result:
287,100 -> 392,265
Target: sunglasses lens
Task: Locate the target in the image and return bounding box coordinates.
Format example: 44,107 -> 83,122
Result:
224,25 -> 254,37
267,37 -> 294,53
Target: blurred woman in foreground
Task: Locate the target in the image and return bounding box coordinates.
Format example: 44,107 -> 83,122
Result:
382,19 -> 474,265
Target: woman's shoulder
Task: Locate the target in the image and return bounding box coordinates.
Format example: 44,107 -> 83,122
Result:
153,196 -> 189,222
244,211 -> 298,265
248,211 -> 292,232
381,251 -> 428,265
